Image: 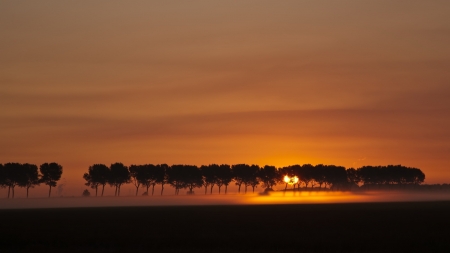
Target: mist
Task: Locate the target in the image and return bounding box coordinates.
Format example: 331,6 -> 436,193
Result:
2,190 -> 450,210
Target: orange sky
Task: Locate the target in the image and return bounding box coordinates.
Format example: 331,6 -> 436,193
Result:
1,1 -> 450,196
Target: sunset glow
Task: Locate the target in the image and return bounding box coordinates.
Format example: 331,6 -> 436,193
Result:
284,175 -> 299,185
1,1 -> 450,198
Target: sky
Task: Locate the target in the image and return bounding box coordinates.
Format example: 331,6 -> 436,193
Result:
1,1 -> 450,197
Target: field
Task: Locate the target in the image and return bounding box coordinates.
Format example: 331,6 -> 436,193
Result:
1,201 -> 450,252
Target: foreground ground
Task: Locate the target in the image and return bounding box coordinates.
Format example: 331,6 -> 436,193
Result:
1,201 -> 449,252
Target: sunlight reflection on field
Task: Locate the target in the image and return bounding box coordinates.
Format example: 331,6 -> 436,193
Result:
1,191 -> 450,209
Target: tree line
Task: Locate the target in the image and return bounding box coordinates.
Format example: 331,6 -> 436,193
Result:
83,163 -> 425,196
0,163 -> 63,198
280,164 -> 425,191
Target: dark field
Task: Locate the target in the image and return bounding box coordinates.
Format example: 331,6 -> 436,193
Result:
1,201 -> 450,253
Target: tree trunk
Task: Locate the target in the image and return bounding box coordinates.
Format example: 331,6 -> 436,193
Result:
95,186 -> 98,197
27,186 -> 30,198
161,185 -> 164,196
12,186 -> 15,198
252,186 -> 255,193
7,186 -> 11,198
48,185 -> 52,198
225,185 -> 228,194
118,185 -> 121,196
135,186 -> 139,196
101,184 -> 105,197
204,185 -> 207,194
210,184 -> 214,194
285,183 -> 288,191
218,185 -> 221,194
152,184 -> 155,196
238,184 -> 241,193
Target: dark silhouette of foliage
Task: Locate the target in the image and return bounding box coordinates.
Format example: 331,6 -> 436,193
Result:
200,164 -> 219,194
109,163 -> 130,196
19,163 -> 40,198
259,165 -> 279,190
168,165 -> 202,195
232,164 -> 249,193
298,164 -> 314,189
167,165 -> 186,195
216,164 -> 232,194
156,164 -> 169,196
183,165 -> 203,194
346,168 -> 361,187
134,164 -> 158,196
129,165 -> 143,196
357,165 -> 425,189
83,164 -> 110,197
3,163 -> 23,198
82,189 -> 91,197
244,165 -> 260,193
40,162 -> 63,197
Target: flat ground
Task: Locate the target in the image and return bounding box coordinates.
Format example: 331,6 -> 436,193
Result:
1,201 -> 449,252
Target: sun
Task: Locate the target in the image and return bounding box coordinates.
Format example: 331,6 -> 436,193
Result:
283,175 -> 299,185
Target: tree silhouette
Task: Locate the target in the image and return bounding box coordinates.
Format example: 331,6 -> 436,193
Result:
82,189 -> 91,197
135,164 -> 158,196
298,164 -> 314,190
19,163 -> 40,198
259,165 -> 279,191
279,165 -> 296,191
183,165 -> 203,194
39,162 -> 63,197
200,164 -> 218,194
83,164 -> 110,197
346,168 -> 361,187
129,165 -> 143,196
216,164 -> 232,194
325,165 -> 347,190
244,165 -> 260,193
167,165 -> 185,195
3,163 -> 22,198
156,164 -> 169,196
232,164 -> 248,193
109,163 -> 130,196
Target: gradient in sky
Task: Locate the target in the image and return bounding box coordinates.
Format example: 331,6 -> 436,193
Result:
1,1 -> 450,196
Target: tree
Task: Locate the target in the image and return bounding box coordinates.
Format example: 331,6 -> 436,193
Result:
156,164 -> 169,196
183,165 -> 203,194
82,189 -> 91,197
136,164 -> 158,196
244,165 -> 260,193
200,164 -> 218,194
216,164 -> 232,194
129,165 -> 143,196
19,163 -> 40,198
167,165 -> 185,195
346,168 -> 361,187
299,164 -> 314,189
232,164 -> 249,193
4,163 -> 26,198
40,162 -> 63,197
109,163 -> 130,196
314,164 -> 327,189
259,165 -> 279,191
83,164 -> 110,197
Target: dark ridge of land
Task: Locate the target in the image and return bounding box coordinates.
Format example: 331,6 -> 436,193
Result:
1,201 -> 450,253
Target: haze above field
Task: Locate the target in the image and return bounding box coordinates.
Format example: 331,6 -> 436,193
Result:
1,0 -> 450,195
2,191 -> 450,210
